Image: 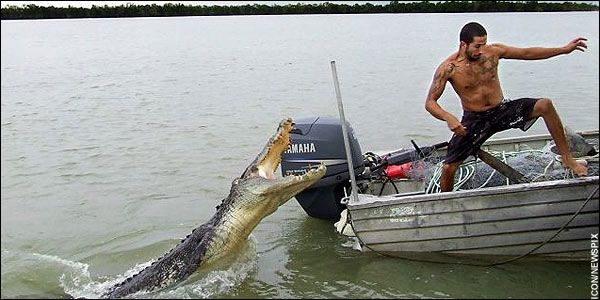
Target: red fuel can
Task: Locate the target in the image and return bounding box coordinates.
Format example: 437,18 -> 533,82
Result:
384,163 -> 412,179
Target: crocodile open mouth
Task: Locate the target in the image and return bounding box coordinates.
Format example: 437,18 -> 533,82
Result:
256,118 -> 294,179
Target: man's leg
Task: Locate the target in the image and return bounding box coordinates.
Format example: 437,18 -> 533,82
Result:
529,98 -> 587,176
440,160 -> 463,192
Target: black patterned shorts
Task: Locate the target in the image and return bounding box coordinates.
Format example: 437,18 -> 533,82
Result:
444,98 -> 540,164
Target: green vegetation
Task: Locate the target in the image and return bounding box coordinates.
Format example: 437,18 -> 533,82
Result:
1,1 -> 598,20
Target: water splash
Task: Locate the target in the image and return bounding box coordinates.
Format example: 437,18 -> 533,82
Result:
50,235 -> 259,299
154,235 -> 259,299
45,252 -> 152,299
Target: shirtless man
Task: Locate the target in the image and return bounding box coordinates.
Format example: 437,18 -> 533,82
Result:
425,21 -> 588,192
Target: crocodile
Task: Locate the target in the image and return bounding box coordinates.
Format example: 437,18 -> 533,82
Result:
103,118 -> 326,298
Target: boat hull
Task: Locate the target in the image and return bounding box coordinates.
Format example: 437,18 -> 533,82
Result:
348,176 -> 599,261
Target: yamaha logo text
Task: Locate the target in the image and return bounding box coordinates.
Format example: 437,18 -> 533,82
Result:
286,143 -> 317,154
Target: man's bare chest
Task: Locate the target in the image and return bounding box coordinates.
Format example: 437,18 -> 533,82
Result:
451,56 -> 499,87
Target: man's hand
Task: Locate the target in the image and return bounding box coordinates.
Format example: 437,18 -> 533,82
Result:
564,37 -> 587,54
446,115 -> 467,136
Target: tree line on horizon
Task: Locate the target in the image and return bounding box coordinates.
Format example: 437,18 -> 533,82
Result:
1,1 -> 598,20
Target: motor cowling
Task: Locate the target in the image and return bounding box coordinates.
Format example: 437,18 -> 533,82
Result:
281,116 -> 364,220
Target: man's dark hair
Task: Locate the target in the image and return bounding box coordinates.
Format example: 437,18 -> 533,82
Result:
460,22 -> 487,44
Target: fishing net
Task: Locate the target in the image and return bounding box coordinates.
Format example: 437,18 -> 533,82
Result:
409,138 -> 599,194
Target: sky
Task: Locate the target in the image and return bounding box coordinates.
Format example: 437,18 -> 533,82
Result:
0,1 -> 394,8
1,1 -> 597,8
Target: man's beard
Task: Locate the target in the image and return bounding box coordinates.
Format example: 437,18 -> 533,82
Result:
466,52 -> 480,61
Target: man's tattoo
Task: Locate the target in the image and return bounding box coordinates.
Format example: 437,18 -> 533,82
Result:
477,56 -> 498,75
429,63 -> 455,96
429,69 -> 443,95
446,63 -> 456,76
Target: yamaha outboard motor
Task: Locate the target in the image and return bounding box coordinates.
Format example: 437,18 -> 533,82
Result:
281,116 -> 364,220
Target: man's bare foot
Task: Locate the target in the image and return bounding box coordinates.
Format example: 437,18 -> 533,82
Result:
564,159 -> 588,176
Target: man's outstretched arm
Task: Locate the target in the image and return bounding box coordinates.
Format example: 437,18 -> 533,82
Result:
495,37 -> 587,60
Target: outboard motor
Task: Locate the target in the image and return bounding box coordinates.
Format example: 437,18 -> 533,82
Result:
281,116 -> 364,220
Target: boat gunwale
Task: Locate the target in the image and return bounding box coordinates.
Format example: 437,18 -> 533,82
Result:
481,129 -> 598,147
348,176 -> 599,210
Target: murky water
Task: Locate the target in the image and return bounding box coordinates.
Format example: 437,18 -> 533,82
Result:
2,12 -> 598,298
